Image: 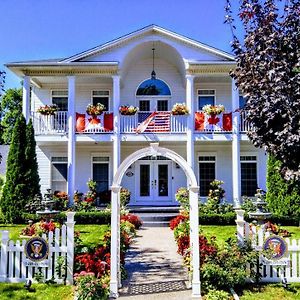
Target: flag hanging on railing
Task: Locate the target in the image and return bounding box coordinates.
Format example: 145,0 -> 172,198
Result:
135,112 -> 171,133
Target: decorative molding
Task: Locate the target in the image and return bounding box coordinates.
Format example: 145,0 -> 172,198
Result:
22,68 -> 118,76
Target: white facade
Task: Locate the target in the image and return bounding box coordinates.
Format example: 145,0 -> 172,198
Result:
7,25 -> 267,207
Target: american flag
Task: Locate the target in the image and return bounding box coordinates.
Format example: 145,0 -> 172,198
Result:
136,112 -> 171,133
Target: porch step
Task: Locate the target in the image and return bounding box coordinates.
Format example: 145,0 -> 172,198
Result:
129,207 -> 179,227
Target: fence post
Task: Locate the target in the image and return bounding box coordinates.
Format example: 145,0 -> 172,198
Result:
65,212 -> 76,285
235,209 -> 245,246
0,231 -> 9,282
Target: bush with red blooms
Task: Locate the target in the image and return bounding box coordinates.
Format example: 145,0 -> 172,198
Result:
264,221 -> 291,237
169,214 -> 189,230
21,220 -> 59,237
121,213 -> 143,229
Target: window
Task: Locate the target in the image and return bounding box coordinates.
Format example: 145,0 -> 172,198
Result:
92,91 -> 109,111
198,90 -> 215,110
92,157 -> 109,193
239,95 -> 246,109
51,157 -> 68,192
198,156 -> 216,197
157,100 -> 168,111
139,100 -> 150,112
241,156 -> 257,196
136,78 -> 171,96
52,91 -> 68,111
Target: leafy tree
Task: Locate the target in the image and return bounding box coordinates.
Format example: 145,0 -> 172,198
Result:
225,0 -> 300,181
266,155 -> 300,218
0,116 -> 28,223
0,88 -> 22,144
25,119 -> 41,200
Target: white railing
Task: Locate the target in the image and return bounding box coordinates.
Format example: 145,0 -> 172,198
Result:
236,210 -> 300,283
77,112 -> 114,134
240,111 -> 251,132
120,111 -> 187,133
0,212 -> 75,284
32,111 -> 68,135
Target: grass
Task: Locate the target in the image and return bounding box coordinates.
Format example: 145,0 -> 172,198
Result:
200,225 -> 236,245
239,283 -> 300,300
0,283 -> 73,300
0,224 -> 110,245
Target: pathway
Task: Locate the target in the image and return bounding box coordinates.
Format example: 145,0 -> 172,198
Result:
118,227 -> 195,299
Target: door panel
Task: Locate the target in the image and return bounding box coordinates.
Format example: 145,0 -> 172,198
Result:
136,161 -> 171,203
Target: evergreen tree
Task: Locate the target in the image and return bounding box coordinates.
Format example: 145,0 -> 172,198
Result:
0,116 -> 28,223
25,119 -> 41,200
266,155 -> 300,218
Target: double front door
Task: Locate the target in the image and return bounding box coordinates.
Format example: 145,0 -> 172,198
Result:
136,161 -> 172,204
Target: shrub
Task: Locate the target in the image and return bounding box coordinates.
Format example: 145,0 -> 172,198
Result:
0,175 -> 5,197
175,187 -> 189,211
74,272 -> 110,300
120,188 -> 131,207
266,155 -> 300,219
121,213 -> 142,229
199,212 -> 236,225
169,214 -> 189,230
204,289 -> 232,300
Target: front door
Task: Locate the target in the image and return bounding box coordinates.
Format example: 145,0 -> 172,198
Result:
136,161 -> 172,204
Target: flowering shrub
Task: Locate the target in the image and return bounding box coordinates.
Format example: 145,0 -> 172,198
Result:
264,221 -> 290,237
202,104 -> 225,116
119,105 -> 139,115
74,271 -> 110,300
169,214 -> 188,230
175,187 -> 189,212
121,213 -> 143,229
37,104 -> 58,115
171,103 -> 189,115
120,187 -> 131,207
73,179 -> 98,211
53,191 -> 69,210
86,103 -> 106,115
21,220 -> 59,237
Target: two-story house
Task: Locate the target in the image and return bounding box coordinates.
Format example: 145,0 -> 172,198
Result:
6,25 -> 267,207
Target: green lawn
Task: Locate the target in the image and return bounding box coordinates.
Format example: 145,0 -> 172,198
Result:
0,283 -> 73,300
240,284 -> 300,300
201,225 -> 236,245
0,224 -> 110,247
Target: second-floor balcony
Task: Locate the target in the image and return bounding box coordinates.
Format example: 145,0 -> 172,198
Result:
32,111 -> 251,136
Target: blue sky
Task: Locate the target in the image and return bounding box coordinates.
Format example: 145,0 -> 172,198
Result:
0,0 -> 241,90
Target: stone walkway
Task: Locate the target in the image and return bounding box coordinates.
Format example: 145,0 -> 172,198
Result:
118,227 -> 196,300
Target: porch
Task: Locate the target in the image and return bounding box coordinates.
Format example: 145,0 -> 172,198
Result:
31,110 -> 250,135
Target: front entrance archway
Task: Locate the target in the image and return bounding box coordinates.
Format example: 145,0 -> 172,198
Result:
109,143 -> 201,298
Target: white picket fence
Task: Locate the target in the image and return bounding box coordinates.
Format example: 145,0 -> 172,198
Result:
236,209 -> 300,283
0,212 -> 75,284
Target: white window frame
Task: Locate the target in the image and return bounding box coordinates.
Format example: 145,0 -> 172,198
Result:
90,153 -> 111,192
197,152 -> 217,198
197,89 -> 216,111
91,90 -> 111,111
50,156 -> 68,192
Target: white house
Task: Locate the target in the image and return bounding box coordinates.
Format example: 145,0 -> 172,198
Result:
6,25 -> 267,207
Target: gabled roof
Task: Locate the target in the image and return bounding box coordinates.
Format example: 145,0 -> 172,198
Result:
62,24 -> 235,63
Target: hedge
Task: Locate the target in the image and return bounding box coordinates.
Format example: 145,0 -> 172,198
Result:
199,212 -> 236,225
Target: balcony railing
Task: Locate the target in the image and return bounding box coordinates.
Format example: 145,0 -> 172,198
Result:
120,111 -> 187,134
32,111 -> 68,135
31,110 -> 251,135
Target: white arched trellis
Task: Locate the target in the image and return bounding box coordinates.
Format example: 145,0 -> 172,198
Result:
109,143 -> 201,298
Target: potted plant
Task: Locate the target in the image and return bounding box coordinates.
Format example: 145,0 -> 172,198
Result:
37,104 -> 58,115
86,103 -> 106,116
202,104 -> 225,116
171,103 -> 189,115
119,105 -> 139,115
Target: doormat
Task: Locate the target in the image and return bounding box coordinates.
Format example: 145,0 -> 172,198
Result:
122,280 -> 188,295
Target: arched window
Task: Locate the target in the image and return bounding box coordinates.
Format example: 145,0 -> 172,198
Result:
136,78 -> 171,96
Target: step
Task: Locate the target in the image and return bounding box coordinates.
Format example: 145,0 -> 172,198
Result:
142,220 -> 171,227
135,212 -> 178,222
129,206 -> 180,213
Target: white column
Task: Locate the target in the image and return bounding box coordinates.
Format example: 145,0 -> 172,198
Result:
65,212 -> 76,285
112,75 -> 121,176
189,186 -> 201,298
22,75 -> 31,123
186,75 -> 195,169
235,209 -> 245,246
232,79 -> 241,207
67,76 -> 76,203
110,185 -> 121,298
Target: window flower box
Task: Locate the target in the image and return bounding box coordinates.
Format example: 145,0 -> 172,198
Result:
202,104 -> 225,116
171,103 -> 189,115
86,103 -> 106,116
119,105 -> 139,115
37,104 -> 58,115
